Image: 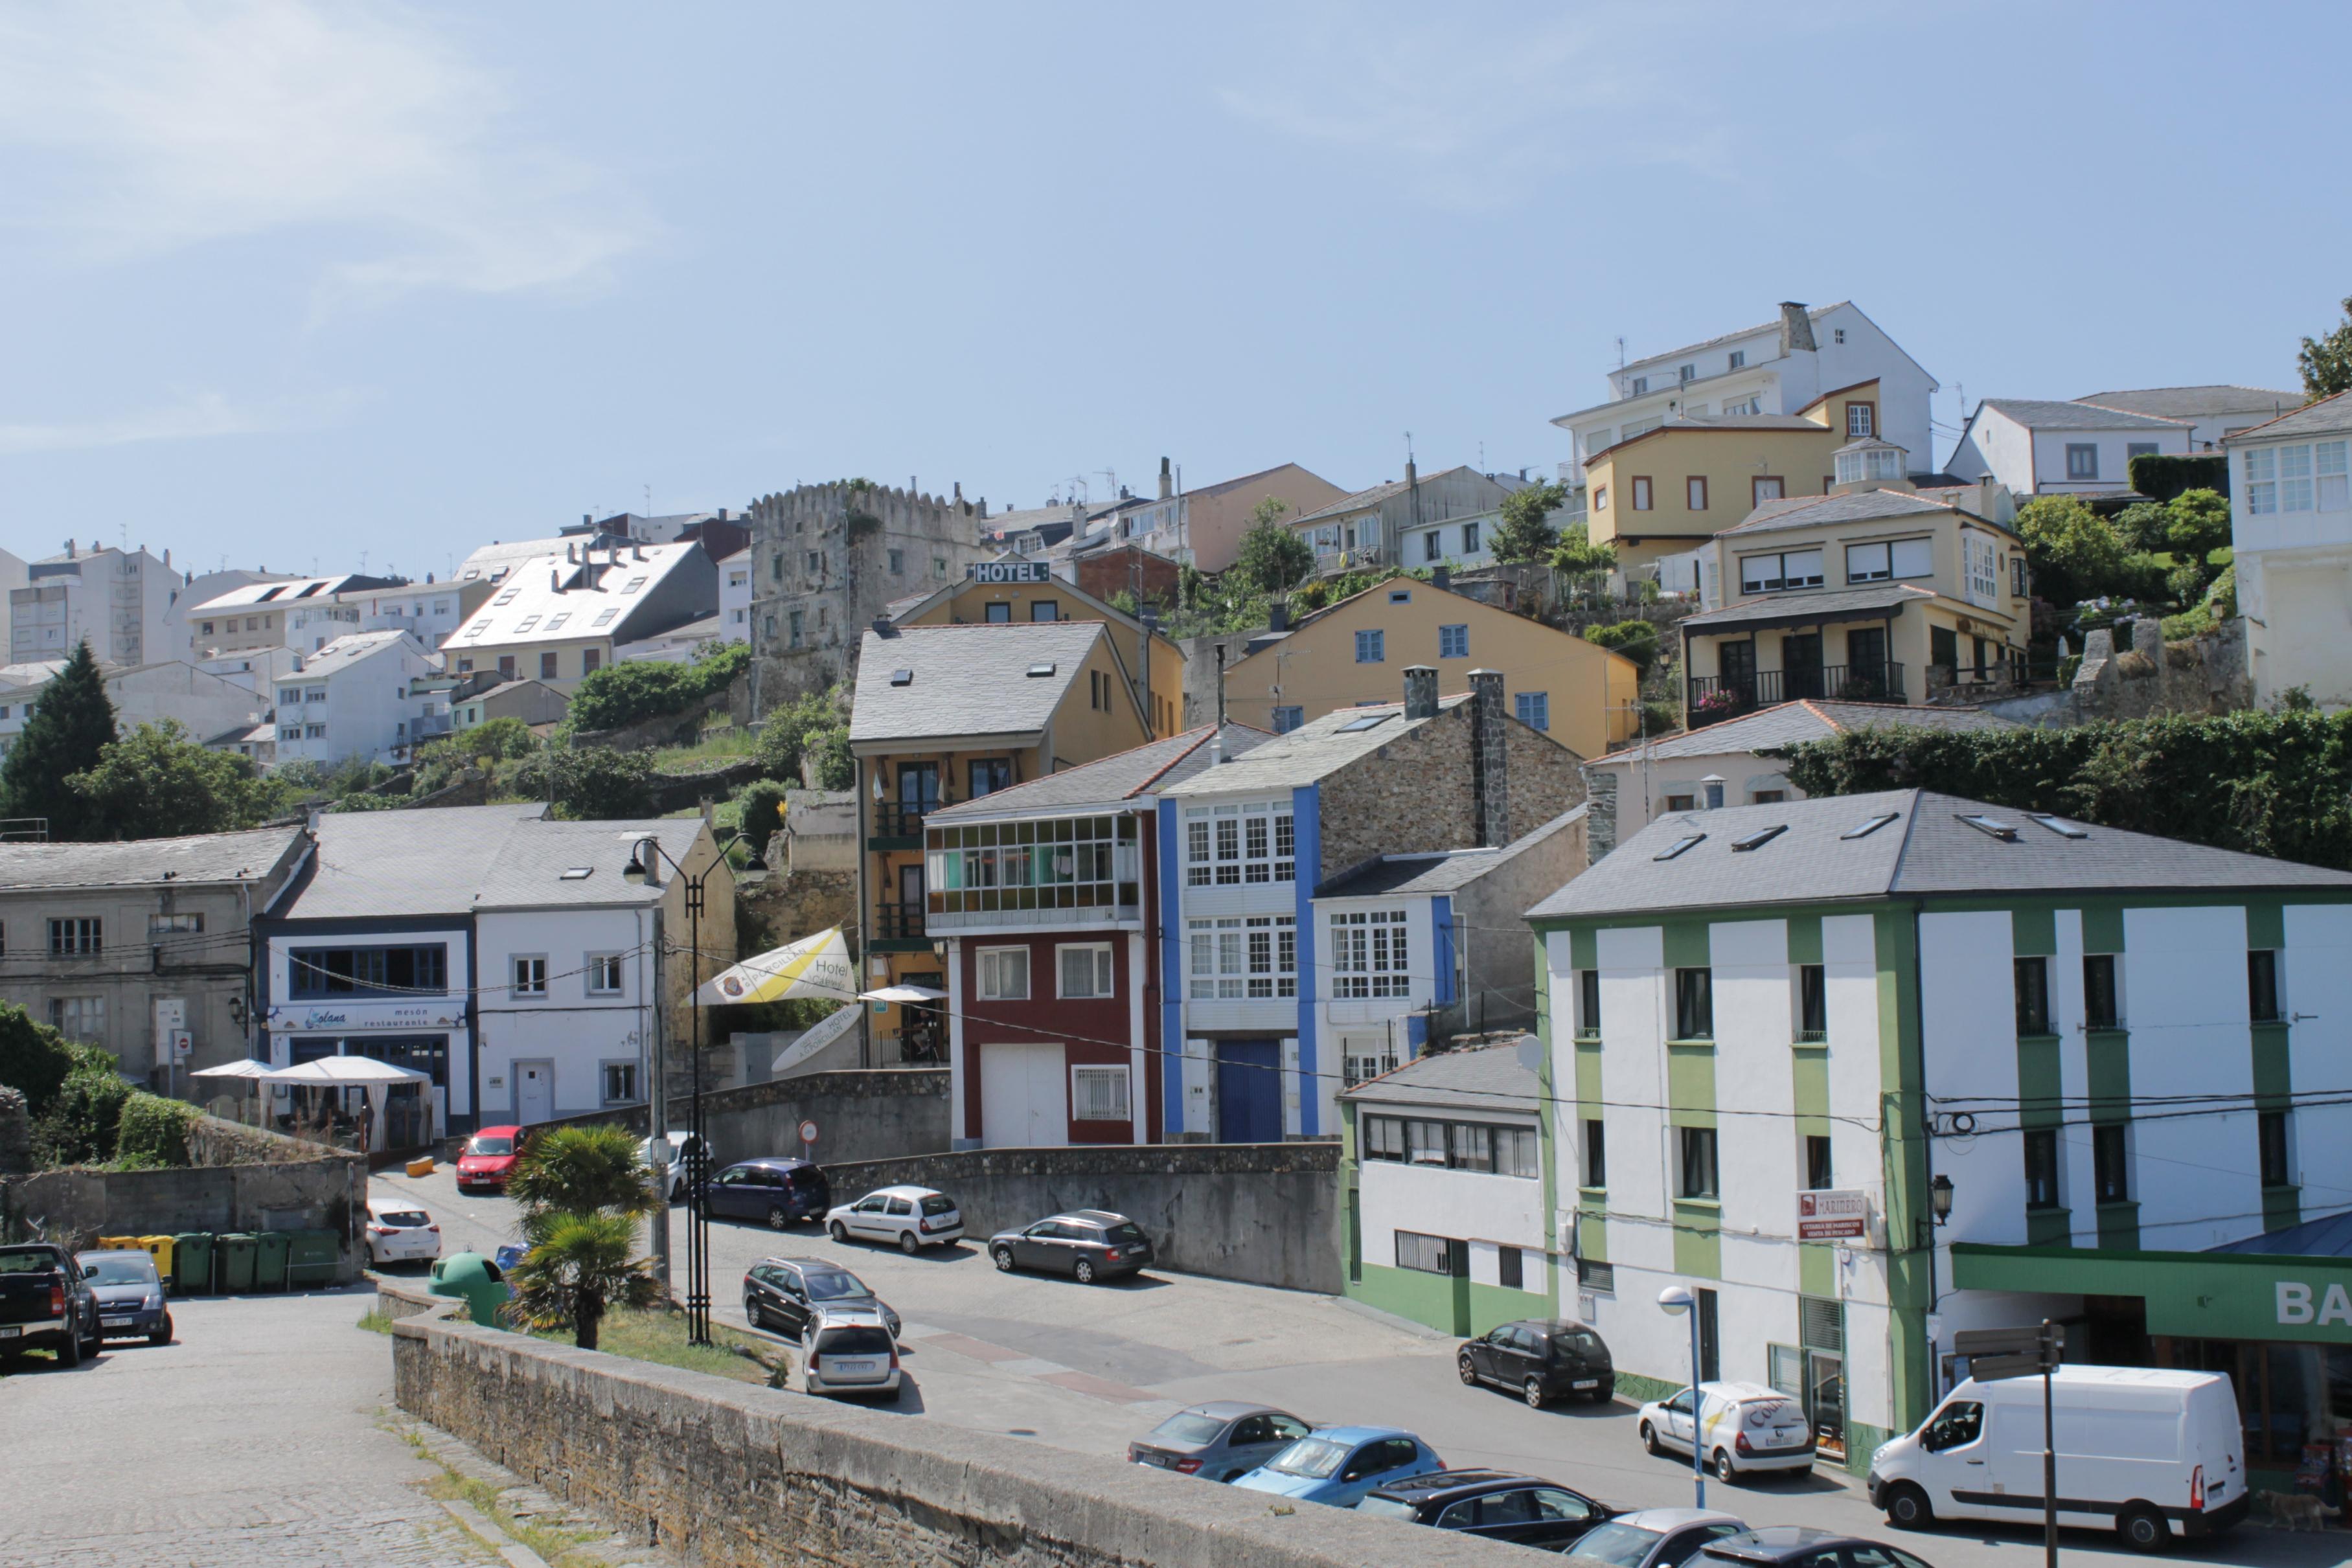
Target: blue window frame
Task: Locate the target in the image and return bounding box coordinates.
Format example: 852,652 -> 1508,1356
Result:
1438,624 -> 1468,659
1272,705 -> 1303,733
1355,629 -> 1385,664
1514,691 -> 1549,731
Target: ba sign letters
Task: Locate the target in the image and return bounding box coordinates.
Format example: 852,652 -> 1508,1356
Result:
2277,1281 -> 2352,1327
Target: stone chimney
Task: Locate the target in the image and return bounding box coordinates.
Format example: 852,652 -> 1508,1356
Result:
1158,457 -> 1172,501
1403,664 -> 1438,720
1268,600 -> 1288,633
1468,668 -> 1509,846
1432,563 -> 1451,592
1778,301 -> 1816,354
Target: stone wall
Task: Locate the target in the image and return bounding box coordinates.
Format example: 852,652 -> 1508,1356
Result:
0,1086 -> 27,1176
393,1301 -> 1522,1568
1316,699 -> 1586,883
818,1142 -> 1342,1293
699,1068 -> 952,1170
646,758 -> 765,815
1968,615 -> 2255,729
571,688 -> 733,753
1178,628 -> 1267,731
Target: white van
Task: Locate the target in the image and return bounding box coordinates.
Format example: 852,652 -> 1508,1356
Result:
1867,1365 -> 2245,1551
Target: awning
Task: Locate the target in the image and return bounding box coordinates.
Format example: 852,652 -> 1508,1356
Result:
1952,1240 -> 2352,1344
857,985 -> 946,1004
188,1060 -> 275,1080
262,1057 -> 431,1087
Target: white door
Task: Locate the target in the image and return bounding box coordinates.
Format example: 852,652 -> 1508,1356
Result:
516,1062 -> 554,1125
981,1043 -> 1067,1148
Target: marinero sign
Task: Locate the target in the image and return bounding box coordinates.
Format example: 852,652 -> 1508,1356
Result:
969,560 -> 1051,585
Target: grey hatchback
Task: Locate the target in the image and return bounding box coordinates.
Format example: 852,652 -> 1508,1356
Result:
74,1250 -> 172,1345
987,1210 -> 1154,1284
1129,1402 -> 1314,1481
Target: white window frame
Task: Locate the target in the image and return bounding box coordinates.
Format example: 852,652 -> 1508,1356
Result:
1071,1063 -> 1131,1122
1739,549 -> 1825,594
1056,942 -> 1115,1000
976,946 -> 1031,1001
600,1060 -> 639,1105
1331,907 -> 1412,999
586,952 -> 625,996
511,955 -> 549,999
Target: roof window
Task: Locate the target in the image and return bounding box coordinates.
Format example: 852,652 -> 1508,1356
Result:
889,668 -> 914,687
1957,813 -> 2020,842
1654,834 -> 1705,861
1731,824 -> 1788,852
1338,712 -> 1394,733
560,867 -> 593,880
544,613 -> 569,631
1389,589 -> 1411,603
512,615 -> 540,633
492,587 -> 521,606
591,608 -> 619,628
296,582 -> 326,598
621,576 -> 647,594
1842,812 -> 1899,840
2031,815 -> 2088,839
258,585 -> 287,601
1025,662 -> 1056,677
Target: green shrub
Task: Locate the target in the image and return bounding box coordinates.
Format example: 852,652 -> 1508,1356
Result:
737,779 -> 790,856
468,716 -> 540,761
34,1061 -> 134,1166
0,1003 -> 79,1117
1583,620 -> 1660,676
114,1092 -> 198,1168
566,643 -> 748,733
805,725 -> 853,790
2128,453 -> 2229,503
755,687 -> 849,784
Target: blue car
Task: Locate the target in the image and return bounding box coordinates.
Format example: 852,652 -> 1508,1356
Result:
1231,1426 -> 1444,1508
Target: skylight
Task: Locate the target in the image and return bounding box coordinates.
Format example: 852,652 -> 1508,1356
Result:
1338,712 -> 1395,733
560,867 -> 594,880
890,668 -> 914,687
621,576 -> 648,594
2031,815 -> 2088,839
1025,662 -> 1056,677
1842,812 -> 1899,840
544,613 -> 569,631
492,587 -> 521,606
591,608 -> 619,628
1731,824 -> 1788,852
1654,834 -> 1705,861
513,615 -> 540,633
1958,813 -> 2020,841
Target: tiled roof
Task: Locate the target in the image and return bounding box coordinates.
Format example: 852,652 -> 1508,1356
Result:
1594,700 -> 2013,766
2220,389 -> 2352,444
1316,804 -> 1586,900
926,724 -> 1273,821
1716,488 -> 1994,538
0,825 -> 305,892
1340,1038 -> 1542,1111
847,620 -> 1106,745
2075,386 -> 2304,420
1978,398 -> 2190,433
1527,790 -> 2352,922
1160,693 -> 1471,797
275,804 -> 709,921
1676,583 -> 1936,630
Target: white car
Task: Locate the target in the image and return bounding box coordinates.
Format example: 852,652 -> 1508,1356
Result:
365,1196 -> 442,1267
1638,1381 -> 1816,1481
639,1131 -> 709,1201
823,1185 -> 963,1253
799,1305 -> 901,1398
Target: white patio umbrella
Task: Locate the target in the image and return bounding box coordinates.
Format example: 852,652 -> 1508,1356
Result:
263,1056 -> 433,1150
190,1058 -> 274,1126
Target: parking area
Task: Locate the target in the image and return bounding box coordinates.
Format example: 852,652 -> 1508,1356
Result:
373,1162 -> 2352,1568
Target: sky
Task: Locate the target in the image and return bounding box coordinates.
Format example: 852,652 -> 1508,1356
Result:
3,1 -> 2347,581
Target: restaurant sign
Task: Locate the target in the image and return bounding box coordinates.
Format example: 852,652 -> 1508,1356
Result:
1797,1188 -> 1870,1242
268,1003 -> 460,1033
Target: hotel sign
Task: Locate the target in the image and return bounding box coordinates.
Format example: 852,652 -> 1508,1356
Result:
968,560 -> 1051,584
1796,1188 -> 1870,1242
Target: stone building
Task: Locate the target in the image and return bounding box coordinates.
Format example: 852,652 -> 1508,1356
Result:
745,481 -> 996,716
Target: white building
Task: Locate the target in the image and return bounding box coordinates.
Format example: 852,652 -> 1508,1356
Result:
2074,385 -> 2305,452
10,543 -> 187,668
1944,399 -> 2191,496
0,660 -> 266,758
269,630 -> 444,769
2224,391 -> 2352,709
1553,303 -> 1940,495
183,572 -> 470,659
718,547 -> 753,641
442,539 -> 715,690
1400,507 -> 1501,569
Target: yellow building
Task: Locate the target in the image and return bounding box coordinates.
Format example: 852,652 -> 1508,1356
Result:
887,565 -> 1186,738
1678,457 -> 2029,725
1220,577 -> 1640,760
1584,380 -> 1888,577
847,619 -> 1155,1062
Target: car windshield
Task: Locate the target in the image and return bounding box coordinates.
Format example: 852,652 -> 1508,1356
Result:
1553,1328 -> 1606,1358
1267,1438 -> 1350,1479
1355,1494 -> 1421,1521
804,1271 -> 866,1301
816,1326 -> 893,1356
466,1135 -> 514,1156
1564,1523 -> 1666,1567
919,1195 -> 957,1216
1104,1222 -> 1147,1245
1150,1413 -> 1228,1445
374,1210 -> 431,1229
76,1253 -> 157,1285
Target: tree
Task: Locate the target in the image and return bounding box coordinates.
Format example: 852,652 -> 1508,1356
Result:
1230,499 -> 1310,596
1492,481 -> 1568,563
0,1003 -> 80,1118
805,723 -> 854,790
67,720 -> 286,839
2014,495 -> 2129,608
504,1123 -> 657,1242
511,745 -> 656,819
466,717 -> 539,762
0,642 -> 117,840
737,779 -> 790,858
510,1210 -> 660,1350
2299,295 -> 2352,399
755,686 -> 847,784
1583,620 -> 1660,676
1549,521 -> 1616,578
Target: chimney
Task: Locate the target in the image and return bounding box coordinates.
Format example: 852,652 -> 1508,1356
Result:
582,512 -> 591,527
549,570 -> 560,593
1432,563 -> 1451,592
1405,457 -> 1419,487
1158,457 -> 1172,501
718,507 -> 728,522
1403,664 -> 1439,721
1468,668 -> 1509,847
65,540 -> 75,559
1268,600 -> 1288,633
1778,302 -> 1816,354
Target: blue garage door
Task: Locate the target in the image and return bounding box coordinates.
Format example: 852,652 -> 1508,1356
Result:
1216,1040 -> 1282,1144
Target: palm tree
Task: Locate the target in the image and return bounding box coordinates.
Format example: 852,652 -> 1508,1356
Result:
509,1212 -> 658,1350
504,1124 -> 656,1244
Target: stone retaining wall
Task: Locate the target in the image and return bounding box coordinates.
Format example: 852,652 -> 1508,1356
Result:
700,1067 -> 953,1170
391,1296 -> 1522,1568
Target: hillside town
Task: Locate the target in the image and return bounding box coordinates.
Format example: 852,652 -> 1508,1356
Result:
8,10 -> 2352,1568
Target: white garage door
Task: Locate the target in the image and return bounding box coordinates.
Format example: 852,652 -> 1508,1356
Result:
981,1042 -> 1068,1149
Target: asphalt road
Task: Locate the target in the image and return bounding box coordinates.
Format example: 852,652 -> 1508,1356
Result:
374,1163 -> 2352,1568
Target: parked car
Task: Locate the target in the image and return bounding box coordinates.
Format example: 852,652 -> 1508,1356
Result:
825,1185 -> 963,1253
1547,1508 -> 1750,1567
742,1256 -> 901,1340
365,1196 -> 442,1267
797,1305 -> 901,1399
986,1210 -> 1154,1284
1128,1402 -> 1315,1481
74,1249 -> 172,1346
1701,1527 -> 1935,1568
494,1240 -> 528,1274
1357,1469 -> 1614,1550
700,1157 -> 832,1229
638,1131 -> 709,1201
0,1242 -> 99,1367
1639,1382 -> 1816,1481
455,1126 -> 525,1192
1867,1365 -> 2244,1550
1459,1319 -> 1616,1407
1231,1427 -> 1444,1508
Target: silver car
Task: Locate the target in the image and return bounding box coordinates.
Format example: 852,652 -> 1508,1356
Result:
1128,1402 -> 1315,1482
1547,1508 -> 1750,1566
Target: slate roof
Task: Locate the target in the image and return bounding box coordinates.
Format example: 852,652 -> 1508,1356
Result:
1717,488 -> 2007,538
295,630 -> 427,677
0,825 -> 306,892
2209,1209 -> 2352,1259
1978,398 -> 2190,433
187,573 -> 404,615
472,817 -> 710,911
1594,699 -> 2013,766
1676,584 -> 1936,631
2077,386 -> 2304,421
1290,466 -> 1496,526
1340,1038 -> 1542,1113
1526,790 -> 2352,922
1160,694 -> 1472,797
926,725 -> 1273,821
1317,804 -> 1586,900
847,620 -> 1108,745
275,804 -> 710,920
2221,389 -> 2352,444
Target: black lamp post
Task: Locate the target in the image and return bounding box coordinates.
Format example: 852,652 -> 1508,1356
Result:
1930,1173 -> 1956,1226
625,827 -> 763,1346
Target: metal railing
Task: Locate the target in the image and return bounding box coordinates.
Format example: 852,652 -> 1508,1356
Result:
1687,662 -> 1906,722
873,902 -> 927,941
872,802 -> 932,838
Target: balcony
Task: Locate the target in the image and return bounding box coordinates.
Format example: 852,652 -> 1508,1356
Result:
870,902 -> 930,952
1687,663 -> 1906,726
868,801 -> 931,849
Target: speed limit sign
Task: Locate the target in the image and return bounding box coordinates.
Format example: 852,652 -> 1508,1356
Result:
799,1119 -> 818,1145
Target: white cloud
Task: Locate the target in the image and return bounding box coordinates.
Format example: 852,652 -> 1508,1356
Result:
0,389 -> 360,455
0,3 -> 651,302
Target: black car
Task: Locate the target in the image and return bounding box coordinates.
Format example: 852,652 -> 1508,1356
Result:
1459,1319 -> 1615,1407
1358,1469 -> 1616,1550
1702,1528 -> 1935,1568
699,1157 -> 831,1229
742,1256 -> 901,1339
987,1209 -> 1155,1283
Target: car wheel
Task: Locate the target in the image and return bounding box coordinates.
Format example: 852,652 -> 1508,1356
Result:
992,1245 -> 1016,1272
767,1205 -> 790,1231
1524,1377 -> 1547,1409
828,1220 -> 849,1243
1711,1449 -> 1737,1483
898,1231 -> 920,1256
1074,1258 -> 1098,1285
2118,1504 -> 2170,1553
1884,1481 -> 1934,1530
1457,1354 -> 1479,1385
1590,1380 -> 1615,1404
744,1298 -> 761,1328
57,1325 -> 82,1369
1640,1420 -> 1661,1456
150,1313 -> 172,1346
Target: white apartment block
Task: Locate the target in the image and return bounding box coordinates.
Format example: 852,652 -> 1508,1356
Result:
1945,400 -> 2193,496
10,543 -> 185,668
269,630 -> 444,768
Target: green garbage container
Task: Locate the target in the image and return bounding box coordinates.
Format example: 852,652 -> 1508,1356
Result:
217,1233 -> 258,1293
284,1229 -> 341,1289
427,1253 -> 512,1328
171,1233 -> 213,1296
252,1230 -> 290,1291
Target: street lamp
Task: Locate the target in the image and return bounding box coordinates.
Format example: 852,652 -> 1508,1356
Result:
625,828 -> 764,1346
1930,1172 -> 1955,1225
1658,1284 -> 1706,1506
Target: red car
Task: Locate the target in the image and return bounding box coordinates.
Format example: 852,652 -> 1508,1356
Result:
456,1126 -> 525,1192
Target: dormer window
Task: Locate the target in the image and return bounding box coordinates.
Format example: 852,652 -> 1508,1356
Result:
1630,376 -> 1649,395
1834,440 -> 1906,486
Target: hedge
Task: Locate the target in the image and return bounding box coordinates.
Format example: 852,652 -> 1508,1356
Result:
115,1091 -> 198,1168
566,642 -> 749,733
2127,453 -> 2228,503
0,1003 -> 80,1116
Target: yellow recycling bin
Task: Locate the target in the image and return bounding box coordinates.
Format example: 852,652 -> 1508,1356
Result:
138,1236 -> 176,1282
